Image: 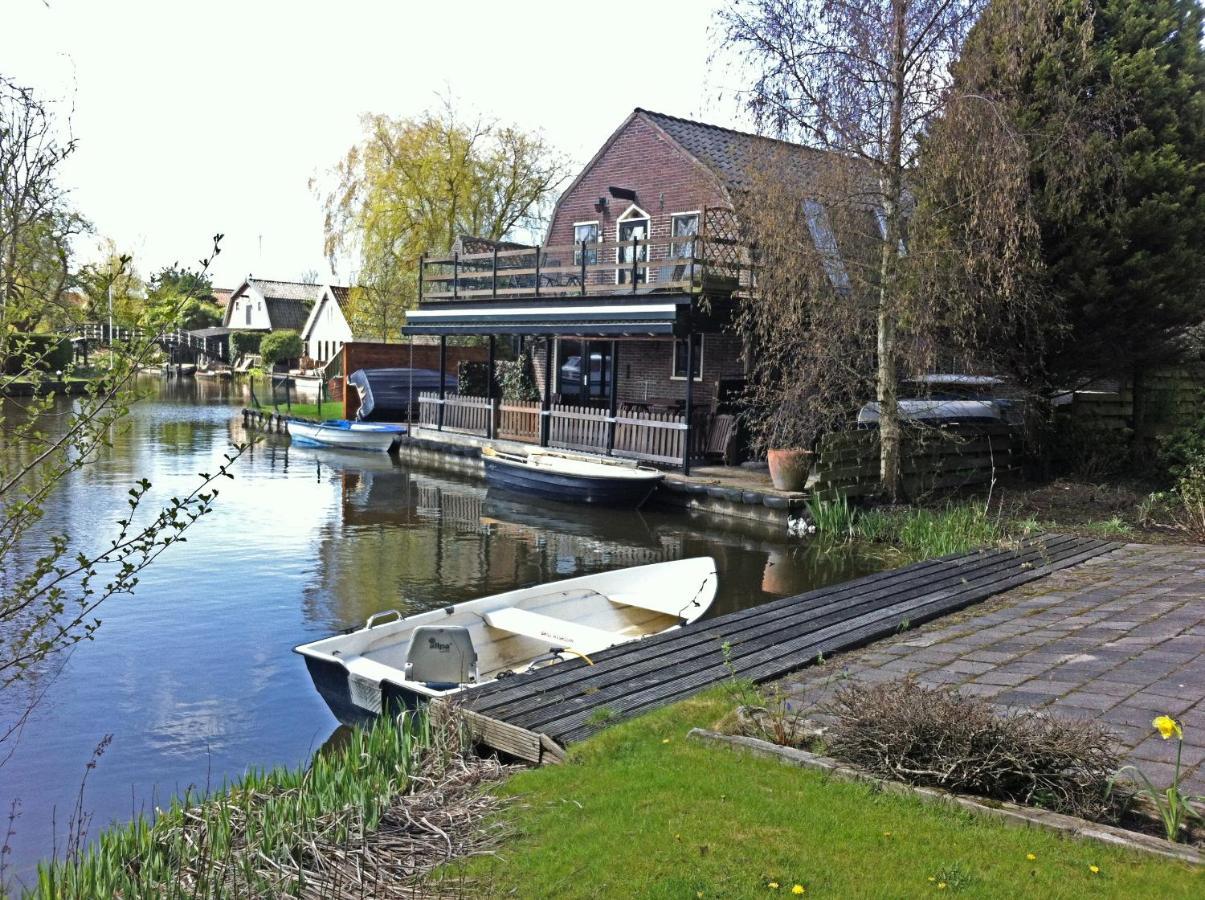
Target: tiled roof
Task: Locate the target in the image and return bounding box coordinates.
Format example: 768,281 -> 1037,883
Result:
210,288 -> 233,308
330,285 -> 351,307
452,235 -> 533,255
638,109 -> 827,194
246,278 -> 327,304
264,298 -> 313,331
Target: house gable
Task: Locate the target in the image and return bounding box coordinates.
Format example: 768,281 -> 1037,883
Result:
542,112 -> 730,256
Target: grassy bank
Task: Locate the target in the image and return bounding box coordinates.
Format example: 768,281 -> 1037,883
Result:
30,712 -> 466,898
449,692 -> 1200,898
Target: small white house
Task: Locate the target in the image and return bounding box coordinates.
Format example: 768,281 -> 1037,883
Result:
300,285 -> 354,364
222,278 -> 326,332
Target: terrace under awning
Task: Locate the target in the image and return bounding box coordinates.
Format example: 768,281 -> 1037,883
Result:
402,296 -> 691,338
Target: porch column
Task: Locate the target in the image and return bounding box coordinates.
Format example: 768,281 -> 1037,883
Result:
540,337 -> 553,447
682,331 -> 694,475
606,340 -> 619,454
437,335 -> 447,431
486,334 -> 497,439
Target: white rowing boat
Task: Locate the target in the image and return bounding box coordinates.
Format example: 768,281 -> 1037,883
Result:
287,419 -> 405,452
295,557 -> 717,725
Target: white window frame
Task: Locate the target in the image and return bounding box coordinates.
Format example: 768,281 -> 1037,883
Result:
616,204 -> 651,285
669,211 -> 700,259
573,220 -> 600,267
669,333 -> 704,382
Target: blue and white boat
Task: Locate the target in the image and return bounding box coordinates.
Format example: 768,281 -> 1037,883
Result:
287,419 -> 405,452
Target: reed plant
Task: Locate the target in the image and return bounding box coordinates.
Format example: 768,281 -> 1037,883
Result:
31,709 -> 491,899
808,496 -> 1011,560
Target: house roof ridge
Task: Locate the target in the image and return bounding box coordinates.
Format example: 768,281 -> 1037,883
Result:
634,108 -> 825,156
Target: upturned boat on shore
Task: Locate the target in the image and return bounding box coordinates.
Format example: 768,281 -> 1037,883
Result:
482,446 -> 664,507
287,419 -> 405,452
294,557 -> 718,726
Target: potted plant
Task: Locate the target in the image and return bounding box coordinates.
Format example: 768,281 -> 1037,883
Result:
767,447 -> 812,491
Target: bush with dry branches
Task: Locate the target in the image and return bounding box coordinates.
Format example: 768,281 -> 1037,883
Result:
823,679 -> 1125,821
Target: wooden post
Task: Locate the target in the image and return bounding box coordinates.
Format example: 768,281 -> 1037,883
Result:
491,245 -> 499,300
682,331 -> 694,475
606,340 -> 619,454
540,337 -> 553,447
486,335 -> 497,439
630,235 -> 638,293
437,335 -> 447,431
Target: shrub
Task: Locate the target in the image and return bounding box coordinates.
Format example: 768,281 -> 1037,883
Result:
1157,408 -> 1205,482
497,351 -> 539,401
229,330 -> 263,359
1174,464 -> 1205,540
458,360 -> 489,395
3,333 -> 73,374
823,679 -> 1124,820
1051,419 -> 1132,479
259,329 -> 302,367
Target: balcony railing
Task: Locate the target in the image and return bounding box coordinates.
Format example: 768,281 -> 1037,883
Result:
418,232 -> 748,303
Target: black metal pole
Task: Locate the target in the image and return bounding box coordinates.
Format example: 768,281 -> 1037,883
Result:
437,334 -> 447,431
580,240 -> 587,296
606,340 -> 619,454
418,253 -> 425,302
452,252 -> 459,300
491,245 -> 498,300
486,334 -> 496,439
682,331 -> 694,475
631,235 -> 638,293
534,245 -> 541,298
540,337 -> 552,447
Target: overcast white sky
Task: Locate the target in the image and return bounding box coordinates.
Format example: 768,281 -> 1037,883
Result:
7,0 -> 746,289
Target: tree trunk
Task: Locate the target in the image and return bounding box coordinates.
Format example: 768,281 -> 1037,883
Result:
878,0 -> 909,501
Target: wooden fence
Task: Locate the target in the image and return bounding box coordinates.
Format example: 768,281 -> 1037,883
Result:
417,392 -> 709,467
808,423 -> 1023,500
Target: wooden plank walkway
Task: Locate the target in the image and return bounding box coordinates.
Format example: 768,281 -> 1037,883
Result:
443,535 -> 1122,764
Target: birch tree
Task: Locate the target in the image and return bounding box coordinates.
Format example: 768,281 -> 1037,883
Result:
717,0 -> 986,498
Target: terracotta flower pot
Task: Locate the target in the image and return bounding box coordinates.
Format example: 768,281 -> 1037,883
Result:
767,448 -> 813,492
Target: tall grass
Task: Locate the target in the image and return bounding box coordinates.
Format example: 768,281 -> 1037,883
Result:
34,711 -> 441,898
809,497 -> 1011,559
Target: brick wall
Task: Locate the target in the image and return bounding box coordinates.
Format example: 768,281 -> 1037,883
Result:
544,114 -> 730,267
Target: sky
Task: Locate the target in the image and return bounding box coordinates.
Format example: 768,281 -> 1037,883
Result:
6,0 -> 747,290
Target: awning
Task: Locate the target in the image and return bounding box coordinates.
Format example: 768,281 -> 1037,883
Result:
402,295 -> 692,337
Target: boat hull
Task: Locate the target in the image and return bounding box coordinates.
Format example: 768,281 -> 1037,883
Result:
483,456 -> 661,507
288,420 -> 404,452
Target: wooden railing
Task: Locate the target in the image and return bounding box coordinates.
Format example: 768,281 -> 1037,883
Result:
419,233 -> 747,302
417,392 -> 710,467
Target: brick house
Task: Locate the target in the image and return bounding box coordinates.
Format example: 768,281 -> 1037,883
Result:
403,108 -> 834,471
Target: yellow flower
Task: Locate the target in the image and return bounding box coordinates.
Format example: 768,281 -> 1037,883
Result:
928,877 -> 937,882
792,886 -> 805,895
1026,853 -> 1036,861
938,883 -> 948,890
883,831 -> 893,837
662,738 -> 671,744
768,883 -> 780,890
1153,715 -> 1183,740
1089,865 -> 1100,874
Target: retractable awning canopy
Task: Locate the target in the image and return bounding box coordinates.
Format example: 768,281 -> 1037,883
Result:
402,295 -> 692,338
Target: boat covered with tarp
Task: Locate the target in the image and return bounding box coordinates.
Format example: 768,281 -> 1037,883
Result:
347,368 -> 457,421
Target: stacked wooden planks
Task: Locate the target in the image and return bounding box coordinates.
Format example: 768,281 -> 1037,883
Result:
447,534 -> 1120,764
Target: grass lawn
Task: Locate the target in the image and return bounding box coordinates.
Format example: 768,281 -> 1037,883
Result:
449,692 -> 1201,899
256,401 -> 334,420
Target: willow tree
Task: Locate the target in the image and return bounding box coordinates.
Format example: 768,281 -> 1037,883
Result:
315,102 -> 569,336
717,0 -> 1070,497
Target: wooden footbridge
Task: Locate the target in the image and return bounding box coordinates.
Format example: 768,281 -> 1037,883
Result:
442,534 -> 1122,764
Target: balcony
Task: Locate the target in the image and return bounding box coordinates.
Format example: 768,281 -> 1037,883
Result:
417,231 -> 747,304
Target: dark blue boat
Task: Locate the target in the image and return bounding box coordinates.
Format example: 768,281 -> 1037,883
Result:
482,449 -> 663,508
347,367 -> 458,421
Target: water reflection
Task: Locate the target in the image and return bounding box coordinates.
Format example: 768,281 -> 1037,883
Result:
0,378 -> 882,881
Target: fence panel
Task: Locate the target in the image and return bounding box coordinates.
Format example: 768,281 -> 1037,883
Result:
498,400 -> 540,442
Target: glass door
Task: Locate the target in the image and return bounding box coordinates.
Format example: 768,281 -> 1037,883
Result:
617,211 -> 649,285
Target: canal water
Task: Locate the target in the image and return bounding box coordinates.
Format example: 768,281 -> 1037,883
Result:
0,377 -> 882,881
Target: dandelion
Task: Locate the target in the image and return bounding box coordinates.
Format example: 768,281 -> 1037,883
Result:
768,883 -> 780,890
792,886 -> 805,895
883,831 -> 893,837
938,883 -> 947,890
1153,715 -> 1183,740
928,877 -> 936,882
1026,853 -> 1036,861
1089,865 -> 1100,874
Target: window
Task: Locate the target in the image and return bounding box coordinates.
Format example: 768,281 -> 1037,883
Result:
616,205 -> 650,284
573,221 -> 599,266
671,213 -> 699,259
803,199 -> 851,292
244,302 -> 251,326
671,334 -> 704,381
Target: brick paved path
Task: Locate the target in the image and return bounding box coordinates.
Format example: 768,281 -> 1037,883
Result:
777,543 -> 1205,794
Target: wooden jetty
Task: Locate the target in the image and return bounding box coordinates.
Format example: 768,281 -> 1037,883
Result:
442,534 -> 1121,764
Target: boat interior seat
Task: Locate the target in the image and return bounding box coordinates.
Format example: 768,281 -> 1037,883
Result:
403,626 -> 478,690
608,591 -> 691,620
483,607 -> 625,655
